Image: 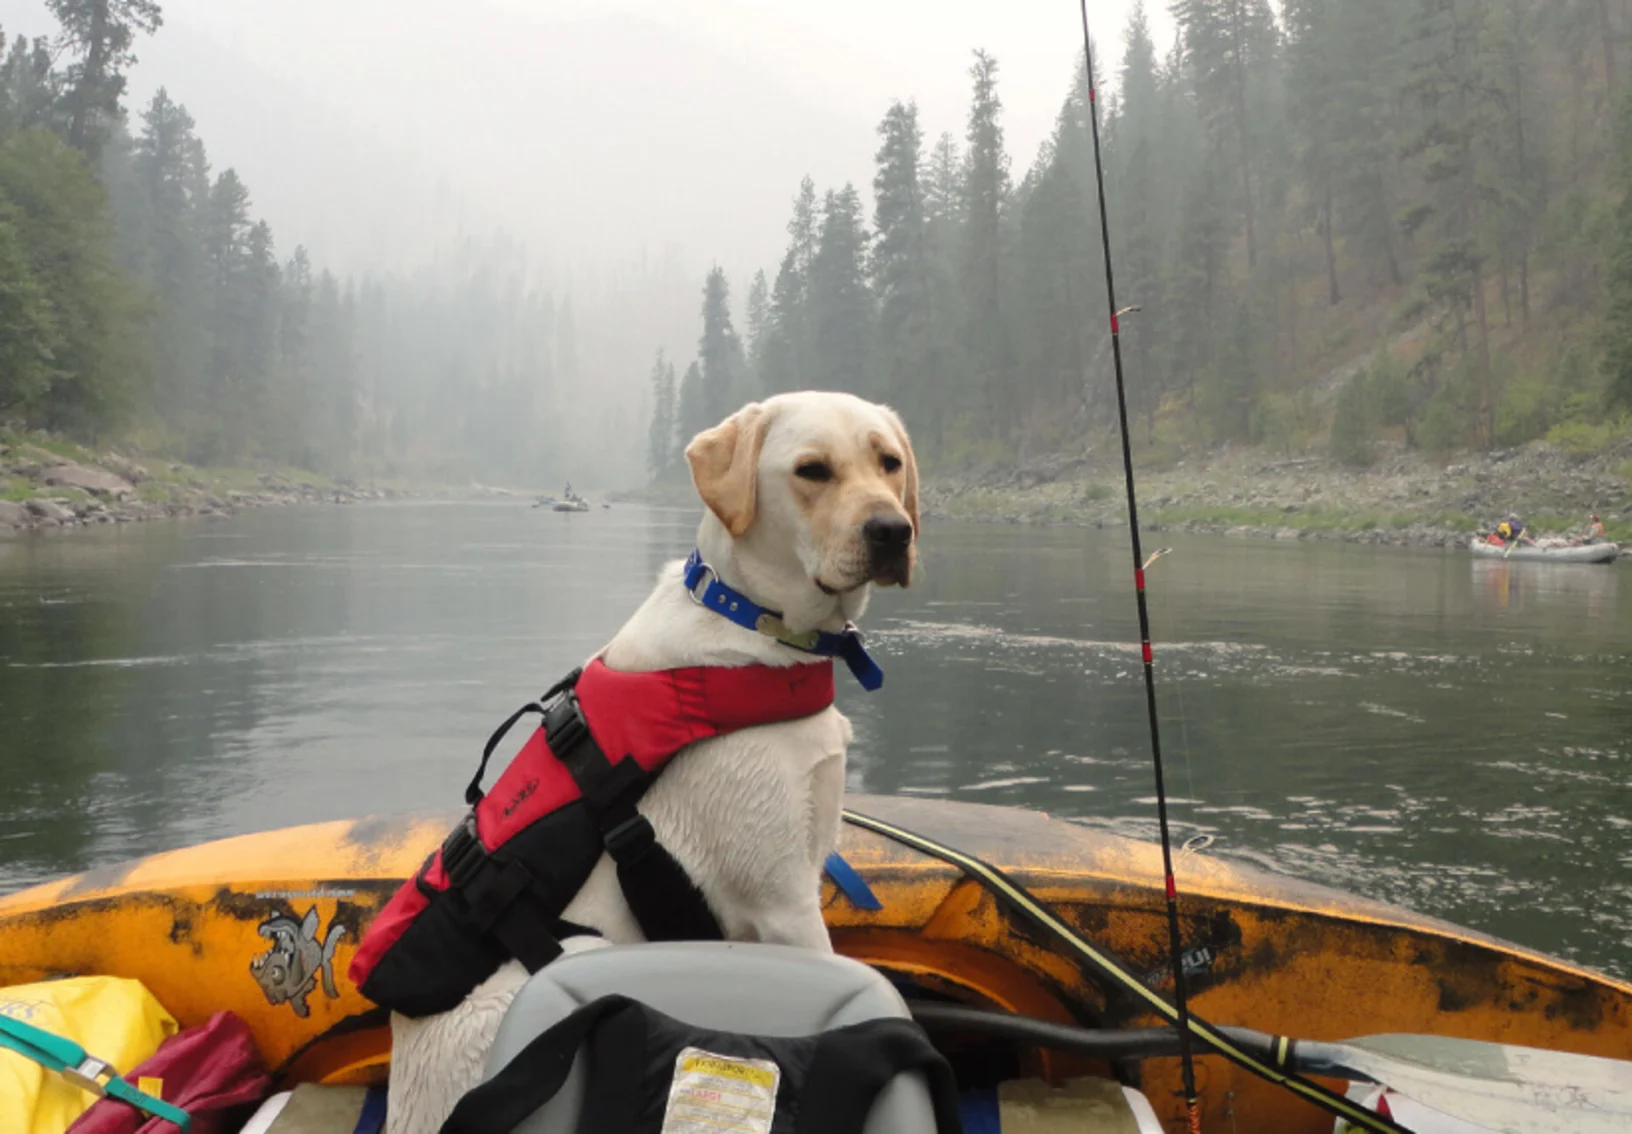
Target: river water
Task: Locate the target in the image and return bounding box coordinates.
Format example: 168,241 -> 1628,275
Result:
1,502 -> 1628,979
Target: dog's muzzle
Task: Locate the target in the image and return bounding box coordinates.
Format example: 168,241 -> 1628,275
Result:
863,514 -> 913,584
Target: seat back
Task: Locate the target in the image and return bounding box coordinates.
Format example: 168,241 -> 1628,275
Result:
484,941 -> 940,1134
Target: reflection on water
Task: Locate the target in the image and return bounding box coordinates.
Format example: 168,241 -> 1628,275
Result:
1,505 -> 1628,979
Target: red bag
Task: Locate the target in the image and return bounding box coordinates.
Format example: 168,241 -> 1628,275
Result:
67,1011 -> 271,1134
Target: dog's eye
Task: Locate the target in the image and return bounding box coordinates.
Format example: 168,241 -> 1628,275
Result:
795,461 -> 833,482
880,454 -> 902,474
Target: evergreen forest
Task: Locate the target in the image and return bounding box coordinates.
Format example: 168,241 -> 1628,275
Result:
651,0 -> 1632,482
4,3 -> 1632,490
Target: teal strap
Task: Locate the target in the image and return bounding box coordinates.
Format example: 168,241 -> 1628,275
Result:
0,1011 -> 83,1071
0,1014 -> 192,1131
104,1075 -> 193,1130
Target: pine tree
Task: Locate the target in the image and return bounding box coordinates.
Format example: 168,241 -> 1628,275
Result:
0,205 -> 60,413
1398,0 -> 1499,446
697,266 -> 744,423
676,359 -> 706,445
924,133 -> 963,228
1601,85 -> 1632,411
1171,0 -> 1279,269
304,270 -> 355,470
807,185 -> 874,393
1161,157 -> 1231,410
787,176 -> 819,283
647,349 -> 677,481
1,34 -> 59,137
1484,0 -> 1547,330
1289,0 -> 1408,290
1017,68 -> 1101,432
914,132 -> 965,449
273,245 -> 313,461
241,219 -> 279,426
1283,0 -> 1343,303
0,127 -> 140,431
1110,6 -> 1175,436
761,178 -> 820,394
760,252 -> 801,395
46,0 -> 163,158
962,49 -> 1012,438
133,87 -> 209,422
744,268 -> 769,384
199,167 -> 252,459
872,101 -> 931,417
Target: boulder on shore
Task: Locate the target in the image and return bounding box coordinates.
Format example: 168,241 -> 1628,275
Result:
98,452 -> 150,484
42,462 -> 135,498
24,498 -> 77,524
0,500 -> 28,530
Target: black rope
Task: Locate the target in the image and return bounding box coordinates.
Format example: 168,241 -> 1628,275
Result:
1074,4 -> 1201,1129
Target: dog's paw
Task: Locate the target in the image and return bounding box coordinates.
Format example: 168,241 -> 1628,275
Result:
560,933 -> 614,955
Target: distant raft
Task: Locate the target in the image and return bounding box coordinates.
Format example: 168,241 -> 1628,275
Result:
1469,537 -> 1620,564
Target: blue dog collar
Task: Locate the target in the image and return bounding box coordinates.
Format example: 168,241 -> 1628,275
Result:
682,550 -> 884,692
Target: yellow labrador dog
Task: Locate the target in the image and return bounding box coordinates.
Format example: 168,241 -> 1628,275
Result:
387,391 -> 918,1133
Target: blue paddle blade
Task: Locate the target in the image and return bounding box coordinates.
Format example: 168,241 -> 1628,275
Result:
823,851 -> 882,910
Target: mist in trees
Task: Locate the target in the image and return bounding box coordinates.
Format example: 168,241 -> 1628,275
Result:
653,0 -> 1632,482
0,2 -> 591,488
6,0 -> 1632,491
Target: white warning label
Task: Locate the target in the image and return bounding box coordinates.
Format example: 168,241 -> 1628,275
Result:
659,1046 -> 782,1134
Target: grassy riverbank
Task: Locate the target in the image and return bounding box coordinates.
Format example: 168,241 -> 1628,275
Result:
0,428 -> 408,535
923,438 -> 1632,549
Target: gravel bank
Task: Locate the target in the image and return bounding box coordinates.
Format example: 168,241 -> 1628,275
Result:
921,440 -> 1632,550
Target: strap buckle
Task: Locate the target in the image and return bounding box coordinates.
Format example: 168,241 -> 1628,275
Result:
685,560 -> 717,606
543,690 -> 590,756
602,813 -> 654,858
61,1055 -> 114,1096
441,814 -> 486,890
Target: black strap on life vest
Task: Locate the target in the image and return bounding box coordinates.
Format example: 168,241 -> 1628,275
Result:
442,668 -> 723,975
438,994 -> 964,1134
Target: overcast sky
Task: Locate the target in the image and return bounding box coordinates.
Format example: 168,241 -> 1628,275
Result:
0,0 -> 1175,283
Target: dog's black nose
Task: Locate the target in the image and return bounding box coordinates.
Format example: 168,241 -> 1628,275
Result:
863,514 -> 913,553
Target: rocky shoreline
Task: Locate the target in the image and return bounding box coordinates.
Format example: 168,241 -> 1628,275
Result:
920,438 -> 1632,551
0,434 -> 393,536
15,429 -> 1625,553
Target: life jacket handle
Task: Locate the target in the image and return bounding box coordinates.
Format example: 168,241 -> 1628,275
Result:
466,667 -> 584,805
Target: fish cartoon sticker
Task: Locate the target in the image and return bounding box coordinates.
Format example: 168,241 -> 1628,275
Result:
251,906 -> 345,1017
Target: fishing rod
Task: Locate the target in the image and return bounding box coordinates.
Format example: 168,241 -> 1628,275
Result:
1072,2 -> 1203,1130
1062,12 -> 1427,1134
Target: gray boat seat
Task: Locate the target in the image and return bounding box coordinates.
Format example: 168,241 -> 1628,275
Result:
483,940 -> 941,1134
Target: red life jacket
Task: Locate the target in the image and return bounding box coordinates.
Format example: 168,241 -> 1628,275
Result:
350,658 -> 836,1017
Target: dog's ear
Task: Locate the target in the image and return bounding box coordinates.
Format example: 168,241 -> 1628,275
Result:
882,406 -> 919,542
686,402 -> 772,537
881,406 -> 920,587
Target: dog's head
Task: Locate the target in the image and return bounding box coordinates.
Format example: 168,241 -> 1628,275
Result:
685,392 -> 919,630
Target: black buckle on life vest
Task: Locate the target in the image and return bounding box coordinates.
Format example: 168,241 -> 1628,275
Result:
441,813 -> 485,890
544,689 -> 649,811
602,813 -> 655,857
439,812 -> 566,973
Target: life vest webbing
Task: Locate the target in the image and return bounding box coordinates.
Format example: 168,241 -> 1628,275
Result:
349,659 -> 837,1016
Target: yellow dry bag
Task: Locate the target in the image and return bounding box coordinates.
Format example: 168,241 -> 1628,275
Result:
0,975 -> 177,1134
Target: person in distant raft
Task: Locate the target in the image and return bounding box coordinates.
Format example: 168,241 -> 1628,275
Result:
1492,514 -> 1534,547
1574,513 -> 1606,545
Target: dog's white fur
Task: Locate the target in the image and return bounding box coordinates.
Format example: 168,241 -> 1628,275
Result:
386,392 -> 918,1133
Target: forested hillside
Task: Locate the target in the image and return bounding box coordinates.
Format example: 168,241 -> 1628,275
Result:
652,0 -> 1632,481
0,0 -> 574,486
8,1 -> 1632,493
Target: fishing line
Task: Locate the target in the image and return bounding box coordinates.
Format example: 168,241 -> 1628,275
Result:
1073,2 -> 1202,1128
